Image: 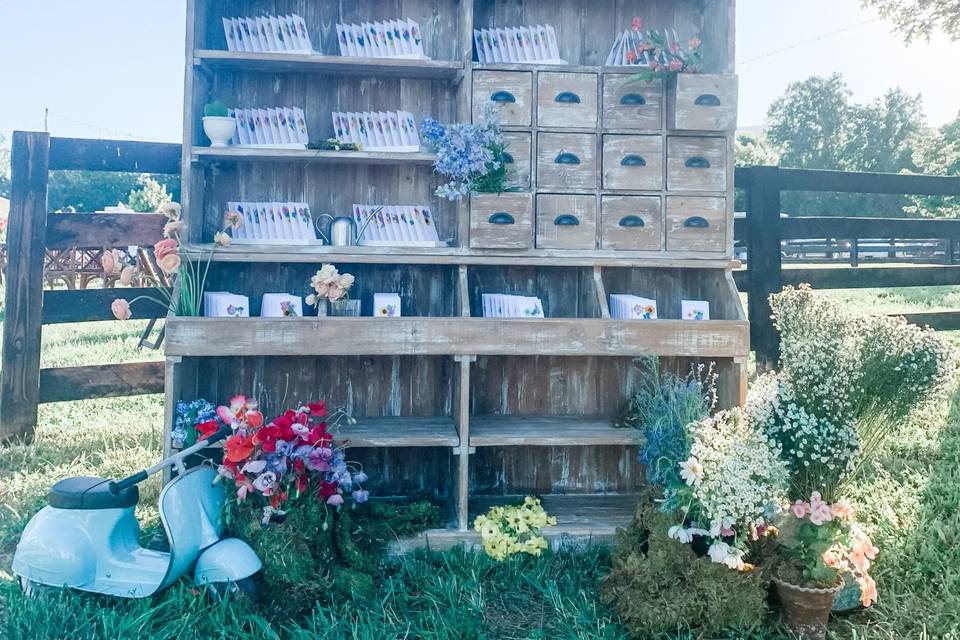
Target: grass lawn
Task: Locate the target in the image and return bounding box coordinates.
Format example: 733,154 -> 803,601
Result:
1,286 -> 959,638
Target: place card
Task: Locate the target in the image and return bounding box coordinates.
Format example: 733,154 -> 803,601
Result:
474,25 -> 564,64
681,300 -> 710,321
261,293 -> 303,317
223,14 -> 314,54
609,294 -> 658,320
481,294 -> 545,318
203,292 -> 250,317
374,293 -> 402,317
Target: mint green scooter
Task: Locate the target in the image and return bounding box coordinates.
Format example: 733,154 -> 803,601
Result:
12,427 -> 262,598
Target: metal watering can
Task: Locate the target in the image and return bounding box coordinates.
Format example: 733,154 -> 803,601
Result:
316,206 -> 382,246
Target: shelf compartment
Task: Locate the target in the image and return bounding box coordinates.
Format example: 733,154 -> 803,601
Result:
194,50 -> 463,80
191,146 -> 438,165
165,317 -> 750,358
470,415 -> 642,446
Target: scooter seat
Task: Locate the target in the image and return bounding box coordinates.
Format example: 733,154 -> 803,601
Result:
48,476 -> 139,510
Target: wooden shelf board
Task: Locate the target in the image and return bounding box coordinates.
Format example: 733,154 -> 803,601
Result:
183,243 -> 737,268
470,415 -> 642,446
195,49 -> 463,79
191,147 -> 437,165
164,317 -> 750,358
392,494 -> 639,551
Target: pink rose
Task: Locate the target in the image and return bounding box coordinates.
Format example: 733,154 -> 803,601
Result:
154,238 -> 178,260
111,298 -> 132,320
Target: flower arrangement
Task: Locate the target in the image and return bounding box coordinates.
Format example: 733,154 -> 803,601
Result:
305,263 -> 355,307
624,18 -> 704,80
171,398 -> 218,448
473,497 -> 556,561
207,394 -> 368,525
110,202 -> 240,320
421,103 -> 506,200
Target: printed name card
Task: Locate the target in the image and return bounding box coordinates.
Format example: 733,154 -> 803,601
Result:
228,107 -> 309,148
261,294 -> 303,317
227,201 -> 318,244
609,294 -> 658,320
682,300 -> 710,321
332,111 -> 420,152
481,294 -> 545,318
336,20 -> 427,59
204,292 -> 250,318
374,293 -> 401,317
474,25 -> 564,65
223,15 -> 314,54
352,204 -> 443,247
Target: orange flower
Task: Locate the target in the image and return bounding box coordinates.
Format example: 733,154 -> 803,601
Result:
158,253 -> 181,274
100,250 -> 120,275
111,298 -> 132,320
224,434 -> 255,463
154,238 -> 178,260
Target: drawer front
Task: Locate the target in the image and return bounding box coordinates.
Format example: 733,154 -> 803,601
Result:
601,195 -> 662,251
502,132 -> 531,190
470,193 -> 534,249
537,72 -> 598,128
473,71 -> 532,127
667,136 -> 727,192
602,75 -> 662,130
668,74 -> 738,131
602,134 -> 663,191
665,196 -> 726,253
536,194 -> 597,250
536,132 -> 597,190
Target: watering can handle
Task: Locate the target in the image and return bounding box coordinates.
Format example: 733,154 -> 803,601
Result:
314,213 -> 336,243
355,206 -> 383,241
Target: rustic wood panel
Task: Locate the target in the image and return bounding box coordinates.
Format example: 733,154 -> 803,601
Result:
537,72 -> 598,129
38,362 -> 164,403
602,75 -> 663,131
667,74 -> 738,132
782,265 -> 960,289
536,132 -> 596,191
48,137 -> 180,173
665,196 -> 727,253
42,288 -> 169,323
501,131 -> 532,190
602,134 -> 664,191
469,192 -> 534,249
535,194 -> 598,249
45,214 -> 166,250
470,415 -> 642,446
666,136 -> 727,192
600,195 -> 662,251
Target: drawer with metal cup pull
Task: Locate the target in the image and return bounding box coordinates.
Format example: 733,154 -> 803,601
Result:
602,75 -> 662,130
537,72 -> 598,128
536,194 -> 597,250
501,132 -> 531,189
665,196 -> 726,253
600,195 -> 662,251
536,132 -> 597,190
602,134 -> 663,191
667,74 -> 738,131
666,136 -> 727,192
472,70 -> 532,126
469,192 -> 534,249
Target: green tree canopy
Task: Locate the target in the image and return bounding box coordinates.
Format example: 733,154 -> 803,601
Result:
47,171 -> 180,212
125,175 -> 173,212
0,133 -> 10,199
907,113 -> 960,217
863,0 -> 960,41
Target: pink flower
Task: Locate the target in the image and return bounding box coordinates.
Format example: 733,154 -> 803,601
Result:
668,59 -> 683,72
111,298 -> 132,320
101,250 -> 120,275
831,501 -> 855,522
859,574 -> 878,607
631,17 -> 641,31
808,491 -> 833,525
791,500 -> 809,518
326,493 -> 344,506
120,265 -> 136,286
154,238 -> 178,260
822,549 -> 842,569
688,37 -> 702,50
224,211 -> 242,229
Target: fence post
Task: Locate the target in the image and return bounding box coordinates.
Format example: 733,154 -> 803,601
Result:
1,132 -> 50,441
744,165 -> 782,369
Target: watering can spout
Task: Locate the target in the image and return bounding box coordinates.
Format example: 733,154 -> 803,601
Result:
355,206 -> 383,242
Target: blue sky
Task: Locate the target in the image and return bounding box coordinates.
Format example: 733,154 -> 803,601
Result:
1,0 -> 958,144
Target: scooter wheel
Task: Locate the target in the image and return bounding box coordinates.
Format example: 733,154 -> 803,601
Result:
207,576 -> 259,604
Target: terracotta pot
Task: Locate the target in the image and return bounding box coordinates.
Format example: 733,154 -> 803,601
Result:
773,577 -> 842,640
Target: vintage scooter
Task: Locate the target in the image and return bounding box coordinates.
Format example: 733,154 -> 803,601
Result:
12,426 -> 262,599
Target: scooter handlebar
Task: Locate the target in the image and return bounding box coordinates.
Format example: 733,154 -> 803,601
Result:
109,471 -> 148,494
108,427 -> 232,494
204,425 -> 232,445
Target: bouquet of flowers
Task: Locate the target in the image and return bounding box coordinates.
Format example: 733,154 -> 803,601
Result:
171,398 -> 219,448
473,497 -> 556,561
421,103 -> 506,200
305,263 -> 355,307
204,395 -> 369,525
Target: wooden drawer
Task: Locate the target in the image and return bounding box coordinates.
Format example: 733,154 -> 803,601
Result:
470,193 -> 534,249
536,194 -> 597,250
601,195 -> 662,251
502,132 -> 531,190
665,196 -> 726,253
668,74 -> 738,131
602,134 -> 663,191
536,132 -> 596,190
602,75 -> 662,130
667,136 -> 727,192
537,72 -> 598,128
473,70 -> 532,127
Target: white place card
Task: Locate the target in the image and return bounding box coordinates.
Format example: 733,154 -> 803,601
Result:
682,300 -> 710,321
374,293 -> 401,317
261,293 -> 303,317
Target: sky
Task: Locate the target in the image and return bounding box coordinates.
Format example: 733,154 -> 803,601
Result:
0,0 -> 958,145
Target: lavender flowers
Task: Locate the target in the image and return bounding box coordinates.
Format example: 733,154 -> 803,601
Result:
421,103 -> 506,200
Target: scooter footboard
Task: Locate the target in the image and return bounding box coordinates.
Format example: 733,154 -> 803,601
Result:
194,538 -> 262,585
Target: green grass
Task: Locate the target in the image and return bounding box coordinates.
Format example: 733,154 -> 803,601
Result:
2,288 -> 960,638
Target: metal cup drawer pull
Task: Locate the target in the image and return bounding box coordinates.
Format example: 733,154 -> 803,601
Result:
554,151 -> 581,165
620,154 -> 647,167
554,91 -> 581,104
619,93 -> 647,105
683,216 -> 710,228
489,90 -> 516,103
488,212 -> 516,225
618,215 -> 645,228
553,214 -> 580,226
685,156 -> 711,169
694,94 -> 722,107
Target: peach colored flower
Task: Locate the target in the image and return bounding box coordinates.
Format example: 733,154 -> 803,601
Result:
159,202 -> 182,221
111,298 -> 132,320
154,238 -> 178,260
213,231 -> 231,247
120,265 -> 136,286
224,211 -> 242,229
791,500 -> 809,518
821,549 -> 842,569
327,284 -> 345,301
831,500 -> 855,522
859,574 -> 878,607
164,220 -> 185,238
158,253 -> 181,274
100,250 -> 120,275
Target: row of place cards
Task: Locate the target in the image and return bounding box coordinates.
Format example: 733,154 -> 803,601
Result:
203,293 -> 402,317
474,25 -> 564,65
336,19 -> 426,59
228,202 -> 317,243
353,204 -> 442,246
609,295 -> 710,320
332,110 -> 420,152
223,14 -> 315,54
228,107 -> 309,148
482,294 -> 545,318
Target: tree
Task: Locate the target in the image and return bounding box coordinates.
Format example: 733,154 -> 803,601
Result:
47,171 -> 180,212
863,0 -> 960,42
125,174 -> 173,212
735,134 -> 779,167
0,133 -> 10,199
907,113 -> 960,217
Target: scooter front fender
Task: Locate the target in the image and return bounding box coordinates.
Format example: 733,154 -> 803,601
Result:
194,538 -> 262,586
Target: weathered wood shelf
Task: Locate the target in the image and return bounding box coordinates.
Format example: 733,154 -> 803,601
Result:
194,49 -> 464,80
164,317 -> 750,358
191,146 -> 437,165
469,415 -> 642,446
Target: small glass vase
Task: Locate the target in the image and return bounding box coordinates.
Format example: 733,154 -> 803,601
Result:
328,298 -> 361,317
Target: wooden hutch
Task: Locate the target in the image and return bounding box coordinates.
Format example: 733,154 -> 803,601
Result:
166,0 -> 744,545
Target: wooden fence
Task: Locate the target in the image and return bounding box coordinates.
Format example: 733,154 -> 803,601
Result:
735,166 -> 960,367
0,131 -> 179,441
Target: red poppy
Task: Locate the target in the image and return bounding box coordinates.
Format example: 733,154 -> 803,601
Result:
270,491 -> 288,508
245,410 -> 264,428
254,424 -> 280,453
308,401 -> 327,417
196,420 -> 220,440
318,481 -> 338,499
295,475 -> 309,492
224,434 -> 255,462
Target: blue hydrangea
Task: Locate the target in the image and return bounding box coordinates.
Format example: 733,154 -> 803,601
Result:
421,103 -> 503,201
172,398 -> 218,448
